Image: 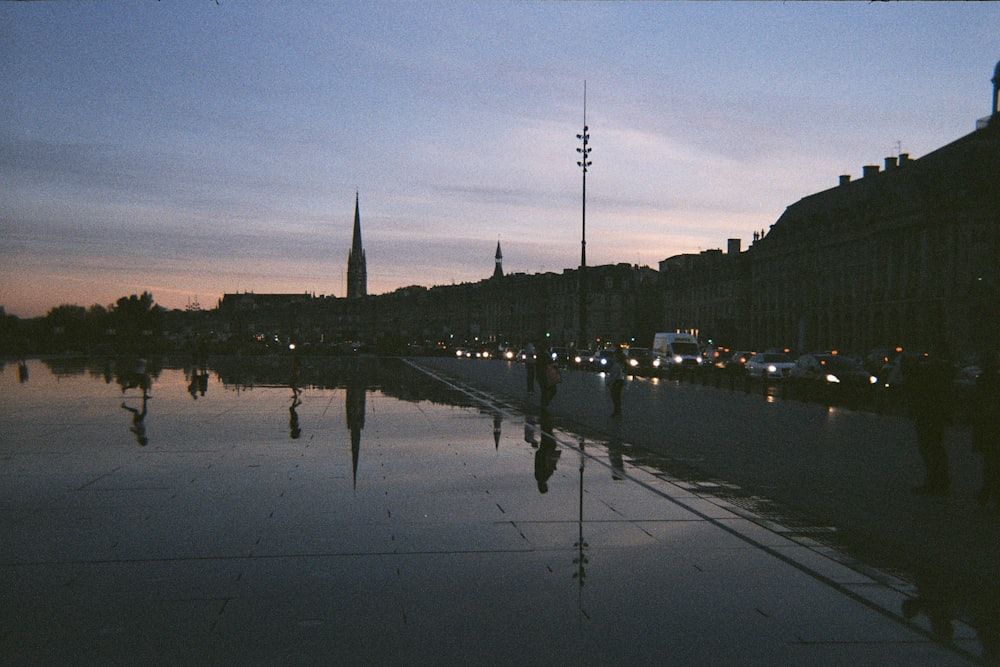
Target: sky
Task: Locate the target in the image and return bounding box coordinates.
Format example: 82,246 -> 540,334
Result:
2,2 -> 998,318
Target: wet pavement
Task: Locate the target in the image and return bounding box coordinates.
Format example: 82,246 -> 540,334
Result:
0,356 -> 992,664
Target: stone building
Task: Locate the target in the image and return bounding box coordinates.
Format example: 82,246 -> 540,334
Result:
747,116 -> 999,355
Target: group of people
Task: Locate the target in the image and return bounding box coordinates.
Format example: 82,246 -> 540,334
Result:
520,341 -> 1000,511
524,342 -> 626,417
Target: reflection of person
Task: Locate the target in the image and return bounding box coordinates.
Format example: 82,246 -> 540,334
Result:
289,387 -> 302,439
904,353 -> 954,495
188,369 -> 205,399
536,349 -> 559,409
534,413 -> 560,493
524,414 -> 538,447
607,429 -> 626,481
972,351 -> 1000,512
606,350 -> 625,417
121,390 -> 150,446
289,355 -> 303,439
17,359 -> 28,383
524,342 -> 537,393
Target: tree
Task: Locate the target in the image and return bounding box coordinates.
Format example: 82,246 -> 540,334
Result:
111,292 -> 164,353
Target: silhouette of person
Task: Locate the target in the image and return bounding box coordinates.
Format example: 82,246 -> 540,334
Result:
972,350 -> 1000,512
536,349 -> 559,409
904,352 -> 954,494
534,413 -> 560,493
606,350 -> 625,417
524,342 -> 537,393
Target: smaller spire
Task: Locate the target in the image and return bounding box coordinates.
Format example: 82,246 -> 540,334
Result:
492,240 -> 504,280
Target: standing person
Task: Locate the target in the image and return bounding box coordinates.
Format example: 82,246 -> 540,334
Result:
524,341 -> 537,394
905,352 -> 954,495
972,351 -> 1000,512
536,348 -> 560,409
606,350 -> 625,417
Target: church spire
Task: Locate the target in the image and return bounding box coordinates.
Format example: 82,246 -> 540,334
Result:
347,192 -> 367,299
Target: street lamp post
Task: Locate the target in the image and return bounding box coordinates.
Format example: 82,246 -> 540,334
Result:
576,84 -> 591,348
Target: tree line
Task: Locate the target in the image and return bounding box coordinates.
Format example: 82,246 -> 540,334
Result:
1,292 -> 165,356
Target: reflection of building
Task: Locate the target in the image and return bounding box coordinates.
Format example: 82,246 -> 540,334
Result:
346,360 -> 366,489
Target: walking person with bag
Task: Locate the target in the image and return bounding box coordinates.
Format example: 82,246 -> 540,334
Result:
606,349 -> 625,417
536,348 -> 560,409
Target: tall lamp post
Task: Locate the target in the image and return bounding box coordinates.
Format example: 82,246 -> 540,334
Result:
576,84 -> 591,348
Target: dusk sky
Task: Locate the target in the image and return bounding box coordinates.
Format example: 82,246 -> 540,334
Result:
2,2 -> 998,318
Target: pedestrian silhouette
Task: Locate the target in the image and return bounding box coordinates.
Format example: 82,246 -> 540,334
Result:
904,352 -> 954,495
972,350 -> 1000,512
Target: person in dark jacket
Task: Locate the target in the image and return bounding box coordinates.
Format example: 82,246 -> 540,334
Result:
972,351 -> 1000,512
536,348 -> 559,409
905,353 -> 954,495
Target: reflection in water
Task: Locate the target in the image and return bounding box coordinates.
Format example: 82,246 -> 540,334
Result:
607,427 -> 626,481
533,412 -> 560,494
289,356 -> 303,439
119,359 -> 152,447
9,355 -> 1000,662
289,388 -> 303,439
187,365 -> 209,400
346,359 -> 366,489
573,436 -> 589,600
524,414 -> 538,447
492,412 -> 502,450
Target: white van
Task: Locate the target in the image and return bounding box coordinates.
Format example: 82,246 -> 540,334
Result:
651,332 -> 703,374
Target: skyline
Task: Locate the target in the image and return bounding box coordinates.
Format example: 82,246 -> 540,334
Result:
2,2 -> 999,318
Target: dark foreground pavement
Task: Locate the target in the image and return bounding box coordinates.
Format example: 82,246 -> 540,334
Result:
1,357 -> 996,664
416,357 -> 1000,658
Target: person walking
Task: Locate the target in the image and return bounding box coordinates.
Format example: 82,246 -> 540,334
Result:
606,350 -> 625,417
972,350 -> 1000,512
905,352 -> 954,495
524,341 -> 537,394
536,348 -> 559,409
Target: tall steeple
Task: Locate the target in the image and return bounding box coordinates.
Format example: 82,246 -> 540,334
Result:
492,240 -> 504,280
347,192 -> 367,299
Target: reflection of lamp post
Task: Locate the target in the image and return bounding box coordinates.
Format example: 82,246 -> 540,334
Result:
576,83 -> 592,348
572,437 -> 589,612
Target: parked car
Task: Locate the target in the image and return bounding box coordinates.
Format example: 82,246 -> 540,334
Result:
790,353 -> 877,400
625,347 -> 656,375
724,351 -> 755,376
548,347 -> 571,366
745,352 -> 795,380
591,349 -> 617,372
572,350 -> 594,369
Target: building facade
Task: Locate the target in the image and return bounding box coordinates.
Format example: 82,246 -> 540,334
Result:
211,66 -> 999,358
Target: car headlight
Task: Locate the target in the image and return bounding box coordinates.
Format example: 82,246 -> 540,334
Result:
868,375 -> 878,385
629,358 -> 639,367
767,364 -> 777,373
652,358 -> 661,367
673,355 -> 682,364
825,374 -> 840,384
